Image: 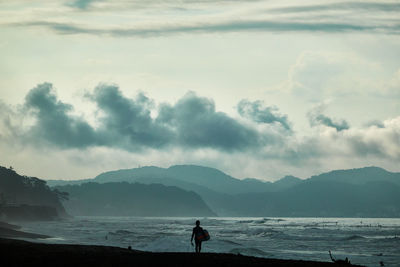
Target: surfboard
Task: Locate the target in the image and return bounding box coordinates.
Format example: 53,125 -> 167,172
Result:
197,229 -> 210,242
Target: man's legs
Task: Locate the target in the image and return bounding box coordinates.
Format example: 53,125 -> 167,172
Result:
195,241 -> 202,253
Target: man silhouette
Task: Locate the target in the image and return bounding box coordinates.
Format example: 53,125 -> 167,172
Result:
191,220 -> 204,253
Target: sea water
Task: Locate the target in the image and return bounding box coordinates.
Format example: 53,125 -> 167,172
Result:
18,217 -> 400,266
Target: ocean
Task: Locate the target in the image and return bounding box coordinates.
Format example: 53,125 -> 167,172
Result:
18,217 -> 400,266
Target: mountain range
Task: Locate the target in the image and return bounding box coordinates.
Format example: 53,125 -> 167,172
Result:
50,165 -> 400,217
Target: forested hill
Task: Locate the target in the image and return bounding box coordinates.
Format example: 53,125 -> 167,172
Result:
0,166 -> 68,220
55,182 -> 217,217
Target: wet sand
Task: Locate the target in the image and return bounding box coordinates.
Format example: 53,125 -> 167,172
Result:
0,221 -> 50,239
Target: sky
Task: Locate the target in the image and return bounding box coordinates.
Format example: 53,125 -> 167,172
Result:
0,0 -> 399,181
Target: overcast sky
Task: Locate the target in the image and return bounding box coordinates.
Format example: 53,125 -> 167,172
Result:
0,0 -> 399,181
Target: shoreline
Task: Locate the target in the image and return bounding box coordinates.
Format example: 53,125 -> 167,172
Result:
0,227 -> 51,239
0,221 -> 51,239
1,237 -> 362,267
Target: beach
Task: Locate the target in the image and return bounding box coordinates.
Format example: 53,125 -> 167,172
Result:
0,222 -> 50,239
0,237 -> 360,267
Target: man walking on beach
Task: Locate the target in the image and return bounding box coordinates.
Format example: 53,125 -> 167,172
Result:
191,220 -> 204,253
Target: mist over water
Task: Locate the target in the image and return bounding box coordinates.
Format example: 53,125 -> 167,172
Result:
19,217 -> 400,267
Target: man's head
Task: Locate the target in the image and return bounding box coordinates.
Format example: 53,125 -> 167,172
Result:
196,220 -> 200,226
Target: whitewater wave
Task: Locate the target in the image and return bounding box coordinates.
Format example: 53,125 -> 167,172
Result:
236,218 -> 284,224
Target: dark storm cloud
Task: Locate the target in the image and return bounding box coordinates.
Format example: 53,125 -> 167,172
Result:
4,82 -> 400,163
88,84 -> 173,148
157,92 -> 263,151
237,99 -> 291,131
24,83 -> 98,148
23,83 -> 172,150
18,83 -> 276,152
307,107 -> 349,131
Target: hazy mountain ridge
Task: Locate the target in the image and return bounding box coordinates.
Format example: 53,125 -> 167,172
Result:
232,179 -> 400,217
48,165 -> 292,215
93,165 -> 263,194
48,165 -> 400,217
48,165 -> 290,193
308,166 -> 400,186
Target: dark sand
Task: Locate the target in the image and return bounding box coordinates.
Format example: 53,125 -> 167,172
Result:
0,238 -> 362,267
0,221 -> 50,239
0,221 -> 21,230
0,227 -> 50,239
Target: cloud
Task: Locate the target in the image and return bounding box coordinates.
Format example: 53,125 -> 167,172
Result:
3,1 -> 400,38
67,0 -> 100,9
157,92 -> 263,151
22,83 -> 173,150
347,117 -> 400,158
237,99 -> 291,131
1,82 -> 400,179
309,113 -> 349,131
11,82 -> 399,162
270,2 -> 400,13
10,19 -> 394,38
24,83 -> 98,148
307,104 -> 349,131
12,83 -> 283,152
364,120 -> 385,128
88,84 -> 173,149
276,115 -> 400,175
311,117 -> 400,159
0,101 -> 21,140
